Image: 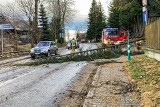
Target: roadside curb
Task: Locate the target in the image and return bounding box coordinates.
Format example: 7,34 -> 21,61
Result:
82,56 -> 140,107
83,66 -> 102,107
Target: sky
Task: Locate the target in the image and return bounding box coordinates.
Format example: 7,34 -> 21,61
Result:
66,0 -> 112,39
75,0 -> 112,16
0,0 -> 112,30
68,0 -> 112,30
1,0 -> 112,15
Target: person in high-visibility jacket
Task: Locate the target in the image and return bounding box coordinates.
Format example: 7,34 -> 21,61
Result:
71,38 -> 76,53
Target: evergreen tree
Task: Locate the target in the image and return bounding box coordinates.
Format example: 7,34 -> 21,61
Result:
108,0 -> 160,37
96,1 -> 107,41
87,0 -> 97,40
87,0 -> 106,41
108,0 -> 142,30
108,6 -> 120,28
39,4 -> 52,41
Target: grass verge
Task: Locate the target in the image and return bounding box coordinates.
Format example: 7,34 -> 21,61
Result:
124,55 -> 160,107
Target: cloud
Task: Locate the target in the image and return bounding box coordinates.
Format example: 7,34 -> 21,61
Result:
65,0 -> 113,30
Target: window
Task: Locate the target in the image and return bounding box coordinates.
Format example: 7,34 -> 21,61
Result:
50,42 -> 54,46
106,30 -> 118,36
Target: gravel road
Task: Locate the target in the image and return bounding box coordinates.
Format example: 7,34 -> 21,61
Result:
0,61 -> 87,107
58,43 -> 98,55
0,43 -> 100,107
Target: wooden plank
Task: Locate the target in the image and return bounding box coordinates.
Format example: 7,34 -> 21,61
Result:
145,19 -> 160,50
158,20 -> 160,49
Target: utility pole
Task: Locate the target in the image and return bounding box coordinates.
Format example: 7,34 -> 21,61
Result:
35,0 -> 38,43
58,0 -> 61,44
32,0 -> 39,47
0,23 -> 3,55
0,5 -> 3,55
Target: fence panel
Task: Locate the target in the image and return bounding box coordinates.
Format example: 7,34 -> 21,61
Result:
145,19 -> 160,50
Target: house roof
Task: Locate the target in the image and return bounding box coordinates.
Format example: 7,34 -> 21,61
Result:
9,19 -> 30,31
0,13 -> 30,31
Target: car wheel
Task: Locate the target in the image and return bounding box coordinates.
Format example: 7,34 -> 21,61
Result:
55,49 -> 58,55
31,55 -> 35,59
47,51 -> 51,57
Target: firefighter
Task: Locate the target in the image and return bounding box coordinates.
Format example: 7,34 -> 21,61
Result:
104,38 -> 111,46
71,38 -> 76,53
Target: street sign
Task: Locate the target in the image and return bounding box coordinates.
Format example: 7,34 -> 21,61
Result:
0,24 -> 13,29
142,7 -> 147,23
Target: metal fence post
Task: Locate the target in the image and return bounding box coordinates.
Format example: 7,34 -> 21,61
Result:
127,30 -> 131,60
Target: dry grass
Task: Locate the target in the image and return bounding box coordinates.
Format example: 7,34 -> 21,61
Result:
18,44 -> 31,51
124,55 -> 160,107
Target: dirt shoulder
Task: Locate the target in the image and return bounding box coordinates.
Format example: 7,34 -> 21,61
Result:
57,56 -> 141,106
124,55 -> 160,107
57,63 -> 98,106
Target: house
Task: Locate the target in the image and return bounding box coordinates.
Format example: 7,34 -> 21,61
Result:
0,14 -> 30,52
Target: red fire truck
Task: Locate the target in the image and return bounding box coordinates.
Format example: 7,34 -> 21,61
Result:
102,27 -> 127,45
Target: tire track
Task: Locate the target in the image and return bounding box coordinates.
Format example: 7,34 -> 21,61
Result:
0,67 -> 38,85
0,56 -> 30,67
0,62 -> 70,104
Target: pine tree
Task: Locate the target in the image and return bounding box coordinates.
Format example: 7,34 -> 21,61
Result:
87,0 -> 98,40
108,0 -> 142,30
87,0 -> 106,41
108,6 -> 120,28
96,1 -> 107,41
39,4 -> 52,41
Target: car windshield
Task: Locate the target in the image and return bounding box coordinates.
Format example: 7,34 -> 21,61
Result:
37,42 -> 50,47
106,30 -> 118,36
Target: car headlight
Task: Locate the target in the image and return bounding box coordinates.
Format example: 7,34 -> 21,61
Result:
30,49 -> 34,53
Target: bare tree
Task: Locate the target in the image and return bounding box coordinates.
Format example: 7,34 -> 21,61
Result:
47,0 -> 75,42
15,0 -> 40,47
15,0 -> 34,25
15,0 -> 34,47
10,0 -> 75,45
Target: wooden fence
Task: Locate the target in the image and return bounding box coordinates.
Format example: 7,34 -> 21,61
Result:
145,19 -> 160,50
0,51 -> 29,58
